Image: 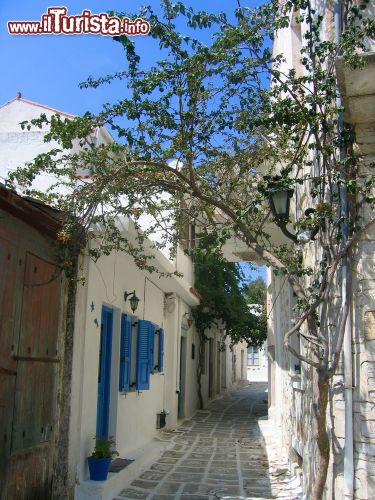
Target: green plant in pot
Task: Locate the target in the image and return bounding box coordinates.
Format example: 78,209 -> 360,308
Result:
88,436 -> 119,481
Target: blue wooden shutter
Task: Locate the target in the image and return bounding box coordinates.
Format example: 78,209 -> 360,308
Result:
119,314 -> 132,392
158,328 -> 164,372
149,323 -> 155,373
136,320 -> 150,390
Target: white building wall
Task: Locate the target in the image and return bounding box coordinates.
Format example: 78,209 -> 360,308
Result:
70,242 -> 201,484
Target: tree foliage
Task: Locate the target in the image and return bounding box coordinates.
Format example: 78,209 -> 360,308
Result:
188,234 -> 266,346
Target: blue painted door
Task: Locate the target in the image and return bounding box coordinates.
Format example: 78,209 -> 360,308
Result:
96,306 -> 113,438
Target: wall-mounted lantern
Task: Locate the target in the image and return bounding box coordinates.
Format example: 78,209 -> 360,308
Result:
267,183 -> 298,243
183,312 -> 193,328
268,185 -> 294,222
267,182 -> 320,244
124,290 -> 140,313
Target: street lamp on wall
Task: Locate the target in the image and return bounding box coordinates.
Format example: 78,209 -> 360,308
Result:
183,312 -> 193,328
267,183 -> 320,244
124,290 -> 140,313
268,184 -> 298,243
268,185 -> 294,221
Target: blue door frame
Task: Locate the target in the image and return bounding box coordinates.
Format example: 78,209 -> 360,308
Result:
96,306 -> 113,438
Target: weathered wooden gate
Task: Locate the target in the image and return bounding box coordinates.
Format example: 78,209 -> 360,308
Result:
0,188 -> 65,500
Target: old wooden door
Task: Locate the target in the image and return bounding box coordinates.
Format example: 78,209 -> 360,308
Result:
0,242 -> 61,500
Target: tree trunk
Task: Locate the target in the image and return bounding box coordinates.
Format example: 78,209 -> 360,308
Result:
310,369 -> 330,500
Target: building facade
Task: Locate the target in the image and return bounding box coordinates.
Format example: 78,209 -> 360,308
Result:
267,1 -> 375,499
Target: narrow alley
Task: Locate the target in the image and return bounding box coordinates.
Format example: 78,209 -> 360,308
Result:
113,384 -> 303,500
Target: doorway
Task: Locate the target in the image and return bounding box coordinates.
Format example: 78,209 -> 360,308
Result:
216,341 -> 221,394
221,349 -> 227,389
178,336 -> 186,418
96,306 -> 113,437
208,338 -> 214,398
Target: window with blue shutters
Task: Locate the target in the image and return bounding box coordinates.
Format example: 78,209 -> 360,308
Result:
119,314 -> 132,392
158,328 -> 164,372
136,320 -> 151,390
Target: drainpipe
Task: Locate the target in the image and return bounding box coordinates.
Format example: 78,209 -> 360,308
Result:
334,1 -> 354,497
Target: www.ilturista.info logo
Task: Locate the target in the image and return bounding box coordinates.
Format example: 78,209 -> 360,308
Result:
8,7 -> 151,36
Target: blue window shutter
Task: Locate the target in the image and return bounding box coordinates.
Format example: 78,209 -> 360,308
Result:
149,323 -> 155,373
158,328 -> 164,372
119,314 -> 132,392
136,320 -> 150,390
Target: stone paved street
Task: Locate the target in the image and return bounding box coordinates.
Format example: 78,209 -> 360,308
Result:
113,383 -> 303,500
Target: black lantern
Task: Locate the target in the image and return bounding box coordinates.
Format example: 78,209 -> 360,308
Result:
124,290 -> 140,313
267,184 -> 298,243
264,180 -> 321,244
268,186 -> 294,221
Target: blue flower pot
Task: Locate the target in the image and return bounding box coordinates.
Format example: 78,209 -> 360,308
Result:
88,456 -> 111,481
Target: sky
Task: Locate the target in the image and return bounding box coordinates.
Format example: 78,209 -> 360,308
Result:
0,0 -> 267,281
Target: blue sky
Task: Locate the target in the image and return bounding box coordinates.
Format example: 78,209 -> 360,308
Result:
1,0 -> 267,281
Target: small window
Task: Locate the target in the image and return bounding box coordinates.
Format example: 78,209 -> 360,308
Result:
180,222 -> 196,250
247,345 -> 260,366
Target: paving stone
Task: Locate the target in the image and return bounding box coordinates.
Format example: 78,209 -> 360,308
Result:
118,489 -> 148,499
139,471 -> 166,481
161,451 -> 185,458
207,471 -> 239,479
179,459 -> 208,467
181,483 -> 209,495
150,463 -> 174,472
155,482 -> 181,494
209,467 -> 238,475
206,479 -> 240,487
168,473 -> 203,482
157,457 -> 179,464
130,479 -> 158,489
175,466 -> 205,473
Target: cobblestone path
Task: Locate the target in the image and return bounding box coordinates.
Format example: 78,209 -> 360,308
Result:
114,383 -> 303,500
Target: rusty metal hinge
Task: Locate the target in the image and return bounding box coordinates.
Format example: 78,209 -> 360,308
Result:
0,366 -> 17,376
13,355 -> 60,363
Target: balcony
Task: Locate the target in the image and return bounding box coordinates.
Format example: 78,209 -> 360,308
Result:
336,52 -> 375,156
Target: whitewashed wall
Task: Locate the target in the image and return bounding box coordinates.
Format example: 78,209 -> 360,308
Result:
69,240 -> 201,484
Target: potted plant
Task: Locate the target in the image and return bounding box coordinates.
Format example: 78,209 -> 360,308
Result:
88,436 -> 119,481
